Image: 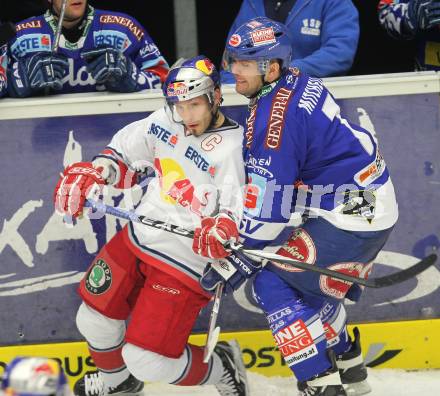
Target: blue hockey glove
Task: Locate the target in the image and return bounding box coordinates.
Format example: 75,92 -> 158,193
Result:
407,0 -> 440,32
8,52 -> 69,97
200,251 -> 262,294
82,47 -> 138,92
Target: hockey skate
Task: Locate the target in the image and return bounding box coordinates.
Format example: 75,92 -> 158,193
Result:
214,340 -> 250,396
73,371 -> 144,396
297,351 -> 347,396
337,327 -> 371,396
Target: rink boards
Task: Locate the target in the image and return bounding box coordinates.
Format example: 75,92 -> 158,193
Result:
0,73 -> 439,380
0,319 -> 439,384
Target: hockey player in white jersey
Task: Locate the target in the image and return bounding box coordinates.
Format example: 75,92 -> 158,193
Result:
53,55 -> 249,396
0,357 -> 71,396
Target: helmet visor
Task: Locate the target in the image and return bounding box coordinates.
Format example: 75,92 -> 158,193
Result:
223,50 -> 269,76
166,95 -> 212,125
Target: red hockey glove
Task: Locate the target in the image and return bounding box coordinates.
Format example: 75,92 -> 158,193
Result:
54,162 -> 106,218
192,213 -> 239,259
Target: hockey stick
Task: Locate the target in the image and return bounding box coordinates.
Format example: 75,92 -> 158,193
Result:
52,0 -> 68,52
84,200 -> 437,288
203,281 -> 224,363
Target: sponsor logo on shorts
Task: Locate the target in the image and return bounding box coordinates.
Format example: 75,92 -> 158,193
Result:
319,262 -> 370,299
152,284 -> 180,295
85,259 -> 112,295
323,323 -> 340,347
274,319 -> 318,366
272,228 -> 316,272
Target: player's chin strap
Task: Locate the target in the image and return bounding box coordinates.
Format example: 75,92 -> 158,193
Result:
83,199 -> 437,289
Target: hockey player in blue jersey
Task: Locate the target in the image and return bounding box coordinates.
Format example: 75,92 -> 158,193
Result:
193,17 -> 399,396
0,44 -> 7,97
378,0 -> 440,71
7,0 -> 169,97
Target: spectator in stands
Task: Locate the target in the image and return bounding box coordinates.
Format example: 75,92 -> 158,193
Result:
220,0 -> 359,83
378,0 -> 440,71
7,0 -> 169,97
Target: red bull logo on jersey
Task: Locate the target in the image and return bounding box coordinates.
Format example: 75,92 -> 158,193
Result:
167,82 -> 188,97
154,158 -> 210,217
251,27 -> 276,47
265,88 -> 293,149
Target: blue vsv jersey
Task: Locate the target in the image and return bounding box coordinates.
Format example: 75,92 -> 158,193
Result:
0,44 -> 6,97
241,69 -> 398,249
8,6 -> 169,93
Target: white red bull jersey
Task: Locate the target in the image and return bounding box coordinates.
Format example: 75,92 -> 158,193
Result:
95,107 -> 245,289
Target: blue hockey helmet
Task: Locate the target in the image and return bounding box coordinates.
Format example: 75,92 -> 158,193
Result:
1,357 -> 70,396
163,55 -> 220,104
224,17 -> 292,75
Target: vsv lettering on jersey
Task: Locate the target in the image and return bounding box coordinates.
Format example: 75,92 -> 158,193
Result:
240,217 -> 264,235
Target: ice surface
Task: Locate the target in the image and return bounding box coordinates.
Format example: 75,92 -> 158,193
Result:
141,369 -> 440,395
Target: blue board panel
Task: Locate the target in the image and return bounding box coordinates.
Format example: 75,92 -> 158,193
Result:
0,93 -> 439,345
